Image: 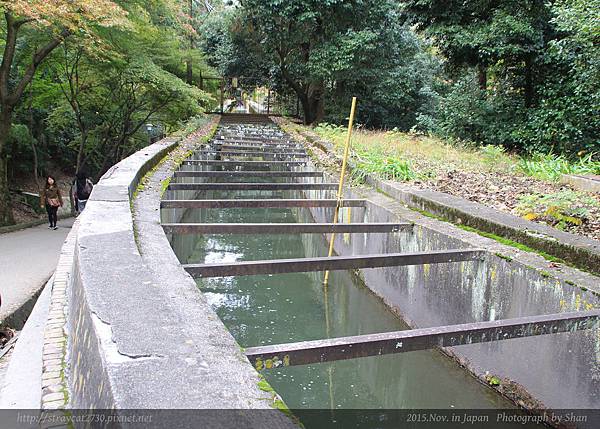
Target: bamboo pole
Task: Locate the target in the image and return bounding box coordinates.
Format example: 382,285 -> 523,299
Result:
323,97 -> 357,285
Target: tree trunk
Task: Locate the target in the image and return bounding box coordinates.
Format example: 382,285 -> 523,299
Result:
0,108 -> 14,226
298,94 -> 311,124
29,137 -> 40,190
186,60 -> 193,86
280,64 -> 325,125
524,57 -> 534,108
477,63 -> 487,91
76,130 -> 88,174
302,81 -> 325,125
28,78 -> 40,190
300,96 -> 325,125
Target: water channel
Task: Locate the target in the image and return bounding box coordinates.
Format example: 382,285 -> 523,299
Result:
160,123 -> 557,427
164,192 -> 529,420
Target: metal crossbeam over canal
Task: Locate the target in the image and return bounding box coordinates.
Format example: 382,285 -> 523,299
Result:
173,171 -> 323,178
168,182 -> 339,191
195,150 -> 308,158
161,199 -> 366,208
163,222 -> 412,234
244,310 -> 600,369
182,160 -> 307,166
216,143 -> 305,151
183,249 -> 484,277
216,137 -> 294,144
215,142 -> 303,149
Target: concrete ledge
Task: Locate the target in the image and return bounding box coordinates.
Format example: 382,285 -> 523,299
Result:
561,174 -> 600,193
0,277 -> 51,408
372,179 -> 600,275
66,138 -> 179,410
283,122 -> 600,276
61,139 -> 180,412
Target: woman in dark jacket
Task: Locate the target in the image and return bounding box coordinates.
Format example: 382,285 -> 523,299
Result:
40,175 -> 63,230
73,171 -> 93,213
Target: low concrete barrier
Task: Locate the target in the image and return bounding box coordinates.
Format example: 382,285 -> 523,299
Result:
68,137 -> 180,409
62,127 -> 295,426
561,174 -> 600,193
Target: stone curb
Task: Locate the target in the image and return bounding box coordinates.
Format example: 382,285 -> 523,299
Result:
561,174 -> 600,193
275,118 -> 600,277
40,220 -> 78,410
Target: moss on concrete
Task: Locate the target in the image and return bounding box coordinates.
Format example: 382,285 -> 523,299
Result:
456,224 -> 566,264
410,205 -> 569,265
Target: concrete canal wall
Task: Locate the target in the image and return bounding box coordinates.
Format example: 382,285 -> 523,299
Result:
297,169 -> 600,410
161,119 -> 600,412
272,117 -> 600,410
54,125 -> 296,427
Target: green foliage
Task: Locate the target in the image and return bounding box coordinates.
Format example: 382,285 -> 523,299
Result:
422,74 -> 490,144
207,0 -> 440,126
199,8 -> 271,81
408,0 -> 600,157
257,379 -> 274,393
515,190 -> 600,229
402,0 -> 554,69
352,150 -> 417,183
479,145 -> 508,165
314,123 -> 418,182
518,153 -> 600,182
39,1 -> 213,177
6,124 -> 37,176
486,375 -> 501,386
173,115 -> 212,138
2,0 -> 213,195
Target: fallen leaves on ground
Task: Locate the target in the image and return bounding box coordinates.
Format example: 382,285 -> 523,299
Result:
411,168 -> 600,241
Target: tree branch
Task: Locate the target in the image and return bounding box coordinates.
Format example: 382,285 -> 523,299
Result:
7,28 -> 72,106
277,48 -> 304,97
0,12 -> 20,103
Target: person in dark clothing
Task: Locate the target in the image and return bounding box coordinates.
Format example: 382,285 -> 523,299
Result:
40,175 -> 63,229
73,171 -> 94,213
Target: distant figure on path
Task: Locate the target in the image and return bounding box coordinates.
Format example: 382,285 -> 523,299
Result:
40,175 -> 63,230
73,171 -> 94,213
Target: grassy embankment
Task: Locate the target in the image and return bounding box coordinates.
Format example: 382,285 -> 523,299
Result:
298,123 -> 600,237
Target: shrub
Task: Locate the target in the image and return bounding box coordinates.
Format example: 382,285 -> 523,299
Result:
352,148 -> 417,182
518,153 -> 600,182
515,190 -> 600,229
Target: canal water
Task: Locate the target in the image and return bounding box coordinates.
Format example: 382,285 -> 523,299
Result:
165,183 -> 527,424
